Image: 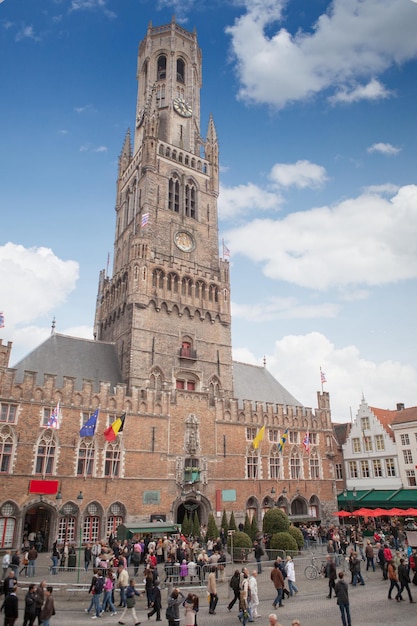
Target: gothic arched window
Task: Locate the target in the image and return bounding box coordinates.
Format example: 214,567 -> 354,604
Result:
104,442 -> 122,478
269,444 -> 281,480
177,58 -> 185,83
152,269 -> 164,289
185,182 -> 196,219
246,449 -> 259,480
290,448 -> 302,480
35,431 -> 57,476
167,272 -> 179,293
169,177 -> 180,213
77,439 -> 96,477
309,450 -> 321,480
181,277 -> 192,297
0,427 -> 14,474
157,54 -> 167,80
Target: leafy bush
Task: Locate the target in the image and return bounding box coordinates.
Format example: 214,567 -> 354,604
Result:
288,525 -> 304,550
229,511 -> 237,531
263,508 -> 290,535
270,532 -> 298,552
207,513 -> 218,540
227,531 -> 252,561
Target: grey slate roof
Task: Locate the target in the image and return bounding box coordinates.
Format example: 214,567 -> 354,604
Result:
12,334 -> 302,406
12,333 -> 123,392
232,361 -> 302,407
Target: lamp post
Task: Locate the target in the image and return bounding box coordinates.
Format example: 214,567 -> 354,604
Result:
77,491 -> 84,583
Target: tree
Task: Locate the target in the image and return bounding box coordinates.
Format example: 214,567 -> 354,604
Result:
229,511 -> 237,531
207,513 -> 218,540
192,512 -> 200,538
220,509 -> 229,534
251,515 -> 259,541
244,512 -> 252,537
182,512 -> 191,536
263,508 -> 290,536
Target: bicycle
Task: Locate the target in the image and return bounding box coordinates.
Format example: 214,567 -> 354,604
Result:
304,555 -> 327,579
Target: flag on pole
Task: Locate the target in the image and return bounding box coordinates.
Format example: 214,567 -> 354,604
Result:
0,312 -> 4,328
320,369 -> 327,384
141,213 -> 149,228
303,431 -> 311,454
80,409 -> 99,437
252,425 -> 265,450
222,239 -> 230,258
278,428 -> 288,453
104,413 -> 126,442
47,401 -> 60,429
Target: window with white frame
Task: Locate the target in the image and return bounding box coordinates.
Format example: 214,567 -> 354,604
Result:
35,432 -> 56,475
289,431 -> 298,444
290,451 -> 301,479
361,460 -> 370,478
77,440 -> 96,477
403,449 -> 413,464
375,434 -> 385,451
348,460 -> 358,479
246,450 -> 259,479
335,463 -> 343,480
406,470 -> 417,487
373,459 -> 383,477
386,458 -> 396,477
352,438 -> 361,453
0,404 -> 17,424
269,449 -> 281,479
401,433 -> 410,446
246,427 -> 257,441
0,429 -> 14,474
363,436 -> 373,452
309,454 -> 320,479
269,429 -> 279,442
361,416 -> 370,430
310,432 -> 318,445
104,442 -> 121,478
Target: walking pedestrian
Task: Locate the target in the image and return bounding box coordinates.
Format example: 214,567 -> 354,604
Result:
334,572 -> 352,626
166,588 -> 185,626
39,586 -> 55,626
325,555 -> 337,599
23,584 -> 37,626
207,566 -> 218,614
285,556 -> 299,597
147,582 -> 162,621
270,561 -> 285,609
387,560 -> 402,601
3,585 -> 18,626
118,578 -> 143,625
228,569 -> 241,612
398,558 -> 415,603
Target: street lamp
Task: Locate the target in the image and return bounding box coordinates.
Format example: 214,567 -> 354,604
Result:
77,491 -> 84,583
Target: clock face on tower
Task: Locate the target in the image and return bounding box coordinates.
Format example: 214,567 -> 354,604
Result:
174,231 -> 194,252
173,97 -> 192,118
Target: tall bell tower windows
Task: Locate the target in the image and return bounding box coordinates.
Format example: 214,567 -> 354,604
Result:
169,177 -> 180,213
185,182 -> 196,218
157,55 -> 167,80
177,58 -> 185,83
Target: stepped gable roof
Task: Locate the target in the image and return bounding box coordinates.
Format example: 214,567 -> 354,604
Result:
232,361 -> 302,407
391,405 -> 417,426
12,333 -> 122,392
369,406 -> 398,440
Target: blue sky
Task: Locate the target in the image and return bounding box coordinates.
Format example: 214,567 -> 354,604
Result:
1,0 -> 417,421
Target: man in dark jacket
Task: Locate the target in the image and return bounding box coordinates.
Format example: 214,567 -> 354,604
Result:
23,584 -> 37,626
398,557 -> 416,603
253,542 -> 264,574
334,572 -> 351,626
3,586 -> 18,626
270,561 -> 285,609
325,555 -> 337,599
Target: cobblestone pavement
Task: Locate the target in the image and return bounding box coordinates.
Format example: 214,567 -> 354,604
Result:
12,552 -> 417,626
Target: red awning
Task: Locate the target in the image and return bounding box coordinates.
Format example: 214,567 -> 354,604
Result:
29,480 -> 59,495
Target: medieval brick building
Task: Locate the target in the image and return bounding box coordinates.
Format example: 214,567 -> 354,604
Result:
0,19 -> 337,550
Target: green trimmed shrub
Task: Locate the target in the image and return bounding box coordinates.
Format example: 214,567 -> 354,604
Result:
227,530 -> 252,561
262,508 -> 290,535
229,511 -> 237,531
207,513 -> 218,540
288,525 -> 304,550
270,532 -> 298,552
220,510 -> 229,534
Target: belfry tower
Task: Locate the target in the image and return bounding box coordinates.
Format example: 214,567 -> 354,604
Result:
95,18 -> 233,400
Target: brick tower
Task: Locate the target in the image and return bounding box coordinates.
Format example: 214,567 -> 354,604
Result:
94,18 -> 233,400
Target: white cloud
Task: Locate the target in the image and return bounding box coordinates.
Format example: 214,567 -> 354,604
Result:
329,78 -> 392,104
94,145 -> 108,153
269,160 -> 328,189
225,184 -> 417,290
363,183 -> 400,195
226,0 -> 417,109
0,243 -> 79,326
9,324 -> 93,366
58,129 -> 68,135
69,0 -> 116,18
218,182 -> 283,220
74,104 -> 95,114
259,332 -> 417,421
232,297 -> 340,322
15,25 -> 41,42
367,142 -> 401,156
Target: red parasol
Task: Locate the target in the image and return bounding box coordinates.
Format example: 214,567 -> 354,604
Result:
351,508 -> 374,517
332,511 -> 351,517
385,508 -> 407,516
403,508 -> 417,516
372,508 -> 389,517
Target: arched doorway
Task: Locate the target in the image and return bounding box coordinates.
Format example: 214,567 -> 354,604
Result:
23,501 -> 55,552
173,493 -> 210,528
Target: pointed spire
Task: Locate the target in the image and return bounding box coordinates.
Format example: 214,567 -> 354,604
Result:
206,114 -> 217,145
51,317 -> 56,335
118,128 -> 132,176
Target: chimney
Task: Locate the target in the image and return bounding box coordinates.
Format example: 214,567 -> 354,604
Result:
397,403 -> 405,411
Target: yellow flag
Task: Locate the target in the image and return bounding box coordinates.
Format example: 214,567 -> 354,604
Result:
252,425 -> 265,450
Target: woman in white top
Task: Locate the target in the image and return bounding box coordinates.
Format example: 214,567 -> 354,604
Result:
285,556 -> 299,596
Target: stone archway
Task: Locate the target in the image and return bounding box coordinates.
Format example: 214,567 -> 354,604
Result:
173,493 -> 211,527
22,500 -> 57,552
